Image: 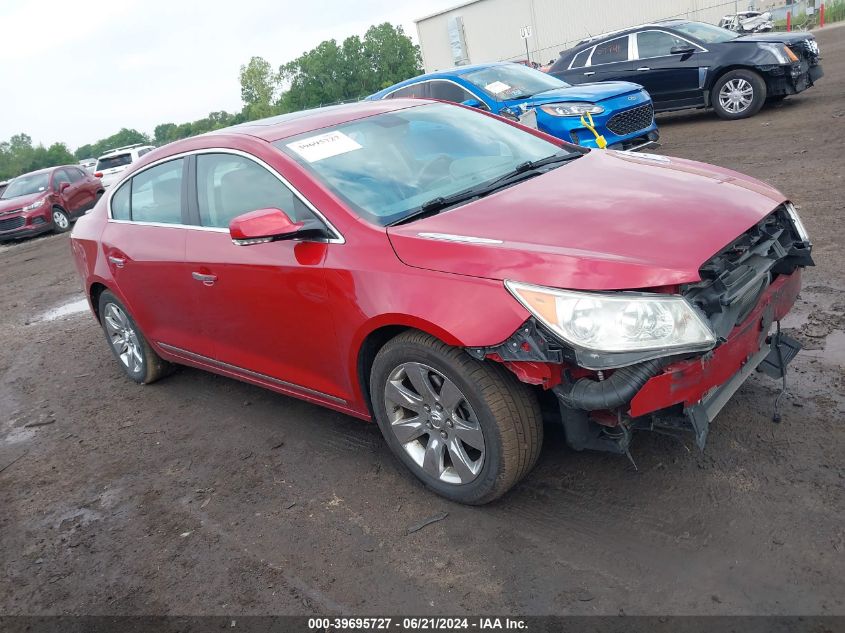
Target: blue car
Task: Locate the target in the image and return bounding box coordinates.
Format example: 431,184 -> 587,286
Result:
368,62 -> 659,150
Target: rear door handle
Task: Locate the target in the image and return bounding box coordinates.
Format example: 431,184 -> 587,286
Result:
637,66 -> 650,71
192,272 -> 218,286
583,71 -> 595,76
108,255 -> 125,268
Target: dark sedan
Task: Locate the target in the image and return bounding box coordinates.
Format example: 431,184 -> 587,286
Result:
549,20 -> 823,120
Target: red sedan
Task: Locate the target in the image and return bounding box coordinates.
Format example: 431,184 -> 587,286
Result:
70,99 -> 813,503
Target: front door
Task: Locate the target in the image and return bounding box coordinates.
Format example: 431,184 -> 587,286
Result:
630,30 -> 710,109
578,35 -> 634,84
183,152 -> 345,403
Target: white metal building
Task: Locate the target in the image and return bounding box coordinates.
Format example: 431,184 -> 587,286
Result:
415,0 -> 747,71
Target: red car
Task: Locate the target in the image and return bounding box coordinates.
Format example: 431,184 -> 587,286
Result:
0,165 -> 103,241
70,99 -> 813,504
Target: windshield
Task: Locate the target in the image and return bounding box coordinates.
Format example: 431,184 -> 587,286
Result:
96,154 -> 132,171
673,21 -> 740,43
276,102 -> 568,226
462,64 -> 569,100
1,172 -> 50,199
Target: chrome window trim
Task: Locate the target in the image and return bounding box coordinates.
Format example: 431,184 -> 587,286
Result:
380,78 -> 486,106
106,147 -> 345,244
567,47 -> 592,70
631,29 -> 708,61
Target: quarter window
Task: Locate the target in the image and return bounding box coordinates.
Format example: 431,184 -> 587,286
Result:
129,158 -> 184,224
195,153 -> 313,229
636,31 -> 690,59
111,182 -> 131,220
590,36 -> 629,65
387,83 -> 429,99
570,48 -> 591,69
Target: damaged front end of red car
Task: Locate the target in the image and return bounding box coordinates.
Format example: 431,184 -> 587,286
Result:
469,204 -> 814,457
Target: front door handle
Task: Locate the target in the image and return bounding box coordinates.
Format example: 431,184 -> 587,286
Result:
583,71 -> 595,76
637,66 -> 651,71
108,255 -> 126,268
192,272 -> 218,286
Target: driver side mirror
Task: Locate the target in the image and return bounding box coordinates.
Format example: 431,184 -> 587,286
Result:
58,182 -> 70,192
460,98 -> 485,109
229,207 -> 325,246
670,45 -> 697,55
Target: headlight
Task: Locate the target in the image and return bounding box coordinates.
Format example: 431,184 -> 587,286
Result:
785,201 -> 811,243
540,103 -> 605,117
760,43 -> 797,64
23,198 -> 46,211
506,280 -> 715,368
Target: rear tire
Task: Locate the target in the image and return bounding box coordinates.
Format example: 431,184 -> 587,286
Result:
370,331 -> 543,504
51,207 -> 71,233
98,290 -> 172,384
711,69 -> 766,120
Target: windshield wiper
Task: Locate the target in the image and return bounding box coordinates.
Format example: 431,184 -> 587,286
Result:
391,151 -> 582,226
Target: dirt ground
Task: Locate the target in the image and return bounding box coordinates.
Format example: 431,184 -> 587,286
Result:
1,26 -> 843,618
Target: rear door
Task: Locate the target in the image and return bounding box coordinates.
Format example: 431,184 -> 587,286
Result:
52,169 -> 83,215
64,167 -> 96,213
630,29 -> 709,109
182,151 -> 346,402
579,35 -> 634,84
100,158 -> 199,352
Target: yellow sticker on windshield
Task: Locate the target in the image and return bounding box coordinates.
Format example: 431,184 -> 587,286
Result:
287,131 -> 363,162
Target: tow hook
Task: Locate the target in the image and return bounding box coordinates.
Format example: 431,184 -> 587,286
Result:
580,111 -> 608,148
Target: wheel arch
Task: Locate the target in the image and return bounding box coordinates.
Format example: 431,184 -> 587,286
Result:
353,316 -> 465,417
705,64 -> 765,93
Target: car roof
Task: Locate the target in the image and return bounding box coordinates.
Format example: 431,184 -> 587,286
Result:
568,18 -> 690,51
10,166 -> 56,179
372,62 -> 523,94
206,99 -> 429,143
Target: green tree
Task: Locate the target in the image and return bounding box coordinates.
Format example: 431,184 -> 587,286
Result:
362,23 -> 423,91
240,56 -> 278,108
0,134 -> 75,181
74,128 -> 150,160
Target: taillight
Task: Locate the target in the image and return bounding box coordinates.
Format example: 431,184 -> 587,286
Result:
94,172 -> 103,178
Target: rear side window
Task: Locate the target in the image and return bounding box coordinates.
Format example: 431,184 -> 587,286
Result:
570,48 -> 591,69
67,167 -> 86,182
111,182 -> 131,220
53,169 -> 72,189
129,158 -> 184,224
386,83 -> 429,99
96,153 -> 132,171
195,153 -> 312,229
591,36 -> 629,64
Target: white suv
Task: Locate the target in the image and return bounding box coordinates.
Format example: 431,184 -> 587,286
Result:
95,144 -> 156,188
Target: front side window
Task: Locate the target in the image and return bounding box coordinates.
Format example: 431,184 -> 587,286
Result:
277,102 -> 568,226
196,153 -> 313,229
428,81 -> 478,104
53,169 -> 72,189
590,36 -> 629,65
462,64 -> 568,100
636,30 -> 692,58
129,158 -> 184,224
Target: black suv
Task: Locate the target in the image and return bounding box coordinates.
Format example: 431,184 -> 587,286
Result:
549,20 -> 823,120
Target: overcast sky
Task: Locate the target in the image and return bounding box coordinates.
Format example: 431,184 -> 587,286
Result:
0,0 -> 458,151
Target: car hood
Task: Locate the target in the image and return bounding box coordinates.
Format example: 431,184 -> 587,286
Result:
0,192 -> 45,213
733,32 -> 815,44
387,151 -> 786,291
513,81 -> 644,105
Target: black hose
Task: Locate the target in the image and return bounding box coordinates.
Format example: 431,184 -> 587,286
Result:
554,357 -> 670,411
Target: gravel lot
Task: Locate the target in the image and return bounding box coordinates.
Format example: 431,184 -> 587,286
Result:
1,25 -> 843,617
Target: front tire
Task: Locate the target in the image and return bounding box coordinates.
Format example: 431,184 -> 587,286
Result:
712,69 -> 767,120
98,290 -> 172,384
370,331 -> 542,505
52,207 -> 71,233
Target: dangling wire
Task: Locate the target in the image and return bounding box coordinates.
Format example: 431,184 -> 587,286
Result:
772,320 -> 787,423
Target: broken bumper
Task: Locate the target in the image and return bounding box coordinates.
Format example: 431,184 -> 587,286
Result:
628,270 -> 802,441
763,61 -> 823,96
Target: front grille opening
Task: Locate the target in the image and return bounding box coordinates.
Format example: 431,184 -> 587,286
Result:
606,103 -> 654,136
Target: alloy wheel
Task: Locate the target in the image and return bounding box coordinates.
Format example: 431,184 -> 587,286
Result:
103,303 -> 143,374
719,78 -> 754,114
383,362 -> 485,485
52,210 -> 69,230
